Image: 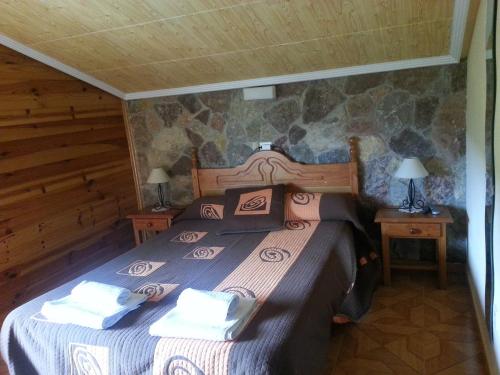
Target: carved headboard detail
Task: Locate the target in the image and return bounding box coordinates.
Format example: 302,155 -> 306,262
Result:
191,137 -> 359,198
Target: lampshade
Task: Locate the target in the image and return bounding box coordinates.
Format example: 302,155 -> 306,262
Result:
394,157 -> 429,179
147,168 -> 169,184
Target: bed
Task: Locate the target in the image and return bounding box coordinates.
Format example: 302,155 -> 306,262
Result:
1,138 -> 379,375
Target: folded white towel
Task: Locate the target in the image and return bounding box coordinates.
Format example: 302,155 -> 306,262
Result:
41,292 -> 147,329
71,281 -> 131,307
149,297 -> 257,341
176,288 -> 239,324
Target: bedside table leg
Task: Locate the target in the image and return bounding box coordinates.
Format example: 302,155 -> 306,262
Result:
438,231 -> 447,289
133,225 -> 141,247
382,233 -> 391,286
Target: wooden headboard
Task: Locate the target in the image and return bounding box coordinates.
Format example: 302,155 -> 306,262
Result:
191,137 -> 359,198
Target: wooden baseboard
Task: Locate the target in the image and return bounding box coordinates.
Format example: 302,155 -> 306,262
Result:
467,270 -> 499,375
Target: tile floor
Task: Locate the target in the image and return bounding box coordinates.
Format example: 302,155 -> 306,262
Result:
328,271 -> 488,374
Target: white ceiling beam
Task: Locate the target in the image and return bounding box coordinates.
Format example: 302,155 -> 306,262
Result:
449,0 -> 471,61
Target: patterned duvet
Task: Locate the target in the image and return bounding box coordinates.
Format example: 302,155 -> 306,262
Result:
1,217 -> 379,375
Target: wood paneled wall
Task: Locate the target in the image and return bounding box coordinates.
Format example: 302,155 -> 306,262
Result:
0,45 -> 137,320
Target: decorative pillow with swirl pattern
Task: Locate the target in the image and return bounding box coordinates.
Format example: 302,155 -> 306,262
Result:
174,196 -> 224,223
218,184 -> 285,234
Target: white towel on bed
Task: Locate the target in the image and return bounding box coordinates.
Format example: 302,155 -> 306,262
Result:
71,280 -> 131,306
41,292 -> 147,329
176,288 -> 240,324
149,297 -> 257,341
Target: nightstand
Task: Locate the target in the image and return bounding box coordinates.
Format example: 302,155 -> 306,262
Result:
127,207 -> 182,246
374,207 -> 453,289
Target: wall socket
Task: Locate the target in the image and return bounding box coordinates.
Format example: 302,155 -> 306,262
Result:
259,142 -> 272,151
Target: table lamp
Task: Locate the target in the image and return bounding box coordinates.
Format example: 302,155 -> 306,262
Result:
147,167 -> 170,211
394,157 -> 429,213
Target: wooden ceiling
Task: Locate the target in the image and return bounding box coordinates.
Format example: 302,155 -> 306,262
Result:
0,1 -> 463,96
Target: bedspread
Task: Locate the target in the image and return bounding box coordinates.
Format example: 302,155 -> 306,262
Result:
1,218 -> 378,375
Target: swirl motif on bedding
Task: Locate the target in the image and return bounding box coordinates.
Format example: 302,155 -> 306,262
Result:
285,192 -> 321,221
135,283 -> 179,302
116,260 -> 165,277
129,261 -> 152,275
183,246 -> 224,260
221,286 -> 256,298
285,220 -> 311,230
170,231 -> 208,243
290,192 -> 315,205
259,247 -> 291,263
193,247 -> 213,258
71,347 -> 101,375
200,204 -> 223,220
234,188 -> 272,215
69,343 -> 108,375
162,355 -> 204,375
240,195 -> 266,211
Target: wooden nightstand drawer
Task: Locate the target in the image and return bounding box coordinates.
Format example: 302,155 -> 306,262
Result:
127,207 -> 182,246
134,218 -> 170,231
383,222 -> 441,238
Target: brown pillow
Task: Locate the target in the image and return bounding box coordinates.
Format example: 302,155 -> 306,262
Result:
218,184 -> 285,234
174,196 -> 224,223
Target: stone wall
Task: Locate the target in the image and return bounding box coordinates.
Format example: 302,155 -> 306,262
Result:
125,63 -> 467,262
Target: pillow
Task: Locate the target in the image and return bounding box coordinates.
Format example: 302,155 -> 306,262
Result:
285,192 -> 357,223
174,196 -> 224,223
285,192 -> 376,262
218,184 -> 285,234
285,192 -> 322,221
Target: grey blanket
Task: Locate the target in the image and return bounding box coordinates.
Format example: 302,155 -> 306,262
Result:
1,218 -> 378,375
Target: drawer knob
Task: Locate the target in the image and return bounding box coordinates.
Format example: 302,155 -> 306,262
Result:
409,227 -> 421,234
147,222 -> 153,228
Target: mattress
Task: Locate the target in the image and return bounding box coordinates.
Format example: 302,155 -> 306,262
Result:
1,217 -> 379,375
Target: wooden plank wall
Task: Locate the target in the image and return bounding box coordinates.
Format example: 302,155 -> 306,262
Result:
0,45 -> 137,322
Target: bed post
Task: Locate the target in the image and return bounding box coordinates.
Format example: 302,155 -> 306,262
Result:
191,148 -> 201,199
349,137 -> 359,196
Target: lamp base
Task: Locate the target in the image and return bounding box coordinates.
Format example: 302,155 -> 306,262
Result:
154,184 -> 171,212
152,205 -> 170,212
398,207 -> 425,214
399,178 -> 426,214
